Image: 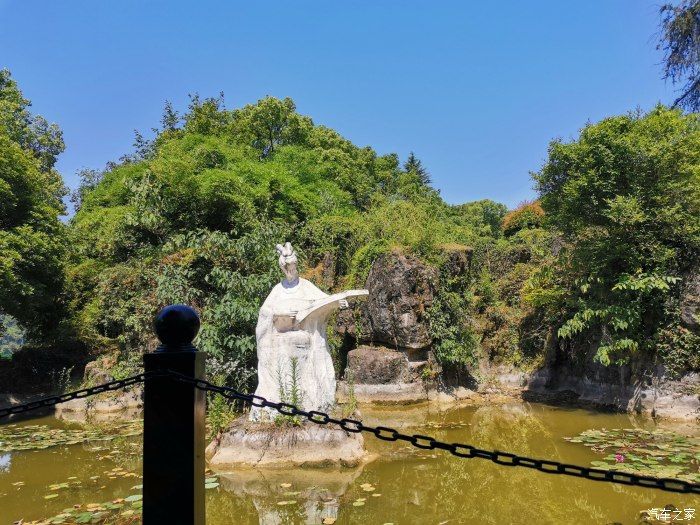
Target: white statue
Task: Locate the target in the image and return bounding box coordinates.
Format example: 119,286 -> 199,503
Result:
250,242 -> 368,421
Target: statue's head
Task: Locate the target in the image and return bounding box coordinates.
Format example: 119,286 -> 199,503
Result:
276,242 -> 298,283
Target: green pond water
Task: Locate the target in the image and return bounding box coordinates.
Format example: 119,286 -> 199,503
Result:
1,401 -> 698,525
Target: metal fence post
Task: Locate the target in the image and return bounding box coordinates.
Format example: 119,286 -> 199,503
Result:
143,304 -> 206,525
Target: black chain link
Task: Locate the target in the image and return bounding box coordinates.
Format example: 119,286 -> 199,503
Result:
1,370 -> 698,495
166,372 -> 700,496
0,372 -> 157,419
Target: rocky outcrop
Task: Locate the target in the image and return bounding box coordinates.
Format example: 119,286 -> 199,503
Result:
439,244 -> 473,277
470,359 -> 700,421
83,355 -> 118,384
55,385 -> 143,419
337,251 -> 437,349
522,368 -> 699,421
334,249 -> 476,405
55,355 -> 144,419
206,418 -> 366,468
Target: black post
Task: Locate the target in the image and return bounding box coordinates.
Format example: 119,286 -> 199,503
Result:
143,304 -> 206,525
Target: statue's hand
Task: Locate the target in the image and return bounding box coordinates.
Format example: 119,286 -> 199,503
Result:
339,299 -> 349,309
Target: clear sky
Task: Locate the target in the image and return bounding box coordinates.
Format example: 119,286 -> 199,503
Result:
0,1 -> 675,209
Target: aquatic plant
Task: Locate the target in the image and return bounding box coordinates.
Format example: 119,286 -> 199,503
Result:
564,428 -> 700,483
20,474 -> 220,524
0,421 -> 141,453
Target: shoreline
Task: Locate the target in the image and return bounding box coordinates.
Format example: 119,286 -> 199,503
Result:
8,369 -> 691,424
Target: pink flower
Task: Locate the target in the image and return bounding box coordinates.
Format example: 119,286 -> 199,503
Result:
614,454 -> 624,463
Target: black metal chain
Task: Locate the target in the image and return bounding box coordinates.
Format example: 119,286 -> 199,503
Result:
0,372 -> 156,419
166,372 -> 700,496
1,370 -> 699,495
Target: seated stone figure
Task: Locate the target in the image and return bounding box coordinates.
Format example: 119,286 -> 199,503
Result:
250,242 -> 367,421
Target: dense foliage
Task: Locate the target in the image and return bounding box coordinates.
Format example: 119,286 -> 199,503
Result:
1,70 -> 698,391
0,70 -> 69,346
535,107 -> 700,367
65,93 -> 516,388
0,314 -> 24,359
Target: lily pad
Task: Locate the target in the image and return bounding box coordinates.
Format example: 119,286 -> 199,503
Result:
565,427 -> 700,482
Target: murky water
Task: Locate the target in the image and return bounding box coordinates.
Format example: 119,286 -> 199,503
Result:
1,402 -> 698,524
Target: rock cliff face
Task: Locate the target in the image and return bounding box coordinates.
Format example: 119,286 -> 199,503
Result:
522,367 -> 699,421
337,344 -> 432,403
55,354 -> 144,420
337,251 -> 437,350
334,248 -> 477,403
344,345 -> 429,384
335,251 -> 444,403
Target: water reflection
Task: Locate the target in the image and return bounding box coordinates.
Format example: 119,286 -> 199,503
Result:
0,453 -> 10,472
2,404 -> 698,524
216,465 -> 364,524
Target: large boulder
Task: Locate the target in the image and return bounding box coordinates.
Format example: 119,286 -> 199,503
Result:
338,251 -> 437,349
338,345 -> 432,404
344,345 -> 410,384
83,354 -> 118,384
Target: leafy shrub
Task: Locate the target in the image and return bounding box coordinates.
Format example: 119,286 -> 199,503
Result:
534,107 -> 700,367
502,201 -> 544,236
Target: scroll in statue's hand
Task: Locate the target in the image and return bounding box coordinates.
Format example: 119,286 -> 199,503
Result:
293,290 -> 368,327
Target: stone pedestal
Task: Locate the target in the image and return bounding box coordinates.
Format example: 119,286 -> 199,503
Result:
206,418 -> 366,469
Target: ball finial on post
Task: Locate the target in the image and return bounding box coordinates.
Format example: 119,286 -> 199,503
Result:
154,304 -> 200,352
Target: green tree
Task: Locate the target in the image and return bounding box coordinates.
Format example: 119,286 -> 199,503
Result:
450,199 -> 508,238
657,0 -> 700,111
231,96 -> 312,156
501,201 -> 544,237
0,70 -> 68,344
160,100 -> 180,131
403,151 -> 431,185
535,106 -> 700,365
0,69 -> 64,171
184,92 -> 230,136
68,94 -> 510,387
70,168 -> 103,213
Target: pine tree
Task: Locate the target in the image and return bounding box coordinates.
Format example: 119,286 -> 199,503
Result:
657,1 -> 700,111
403,151 -> 431,185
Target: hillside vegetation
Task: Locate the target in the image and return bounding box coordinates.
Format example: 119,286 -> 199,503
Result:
1,70 -> 698,393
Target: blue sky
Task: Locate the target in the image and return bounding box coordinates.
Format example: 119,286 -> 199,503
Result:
0,1 -> 675,209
